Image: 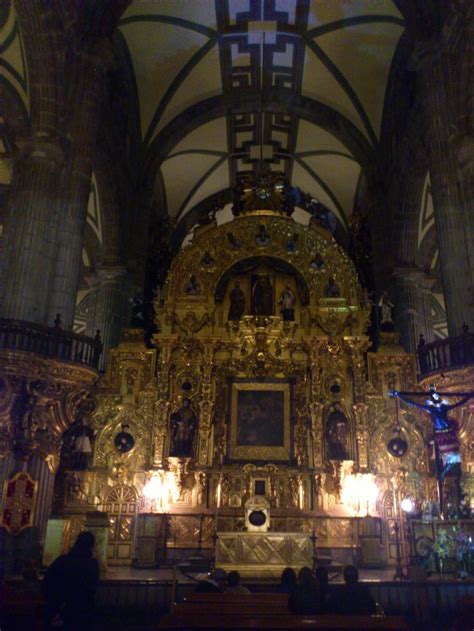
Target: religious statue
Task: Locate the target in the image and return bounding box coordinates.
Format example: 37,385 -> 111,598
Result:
184,275 -> 201,295
378,291 -> 394,330
227,232 -> 241,250
326,409 -> 350,461
228,281 -> 246,321
286,233 -> 299,252
390,385 -> 473,515
72,419 -> 95,470
201,251 -> 214,268
324,277 -> 340,298
169,398 -> 197,457
278,284 -> 296,321
130,294 -> 144,327
255,224 -> 271,246
251,275 -> 273,315
310,254 -> 324,270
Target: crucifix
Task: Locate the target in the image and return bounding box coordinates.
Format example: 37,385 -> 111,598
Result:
390,385 -> 474,517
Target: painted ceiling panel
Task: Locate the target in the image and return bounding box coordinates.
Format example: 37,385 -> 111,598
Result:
295,120 -> 353,155
154,43 -> 222,139
180,160 -> 230,219
316,22 -> 404,138
307,0 -> 402,28
291,161 -> 343,225
170,118 -> 228,155
122,0 -> 217,29
302,46 -> 367,140
161,153 -> 221,218
0,4 -> 28,108
300,154 -> 361,217
119,21 -> 209,139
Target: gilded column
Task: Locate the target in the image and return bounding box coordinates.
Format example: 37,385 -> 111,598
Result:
352,403 -> 369,471
197,342 -> 215,466
308,339 -> 325,468
153,340 -> 173,467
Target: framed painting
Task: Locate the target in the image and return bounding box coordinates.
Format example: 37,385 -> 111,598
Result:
229,381 -> 291,461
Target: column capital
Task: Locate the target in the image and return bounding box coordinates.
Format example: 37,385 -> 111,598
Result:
96,265 -> 128,285
15,133 -> 64,166
392,266 -> 427,286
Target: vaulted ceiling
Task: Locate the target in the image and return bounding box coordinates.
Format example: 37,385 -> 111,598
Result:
117,0 -> 405,234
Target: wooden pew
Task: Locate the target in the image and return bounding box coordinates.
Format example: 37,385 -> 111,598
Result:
161,593 -> 409,630
160,612 -> 410,630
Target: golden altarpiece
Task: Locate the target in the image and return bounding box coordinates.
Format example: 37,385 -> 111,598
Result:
51,177 -> 474,573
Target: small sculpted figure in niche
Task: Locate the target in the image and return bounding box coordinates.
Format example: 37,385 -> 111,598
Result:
201,251 -> 214,268
310,254 -> 324,270
326,409 -> 350,460
279,284 -> 296,321
184,274 -> 201,295
255,224 -> 271,246
286,233 -> 299,252
378,291 -> 394,330
72,419 -> 95,470
130,294 -> 144,327
228,281 -> 246,321
324,277 -> 341,298
251,275 -> 273,315
227,232 -> 241,250
170,398 -> 197,457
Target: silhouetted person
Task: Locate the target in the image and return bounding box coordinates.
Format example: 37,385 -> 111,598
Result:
276,567 -> 297,594
315,566 -> 329,611
43,531 -> 99,631
195,568 -> 227,593
327,565 -> 376,615
289,566 -> 322,615
226,570 -> 250,594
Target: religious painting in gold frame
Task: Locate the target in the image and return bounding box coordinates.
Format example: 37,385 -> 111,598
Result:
229,381 -> 291,461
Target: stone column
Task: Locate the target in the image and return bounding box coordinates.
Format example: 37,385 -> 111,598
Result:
84,266 -> 132,368
416,46 -> 474,335
393,268 -> 435,352
47,45 -> 113,329
0,137 -> 63,324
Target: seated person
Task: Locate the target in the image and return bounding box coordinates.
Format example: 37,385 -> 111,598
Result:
276,567 -> 297,594
315,566 -> 329,611
327,565 -> 376,615
226,570 -> 250,594
194,568 -> 227,593
289,567 -> 322,615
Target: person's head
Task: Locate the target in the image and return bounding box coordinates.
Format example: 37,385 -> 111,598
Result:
227,570 -> 241,588
209,568 -> 227,588
235,281 -> 240,288
70,531 -> 95,557
280,567 -> 297,588
343,565 -> 359,585
315,566 -> 329,586
298,566 -> 316,588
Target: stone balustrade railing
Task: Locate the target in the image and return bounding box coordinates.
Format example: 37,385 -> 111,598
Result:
0,318 -> 102,369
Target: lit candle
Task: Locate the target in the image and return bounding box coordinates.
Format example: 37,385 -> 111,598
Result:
313,474 -> 317,533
